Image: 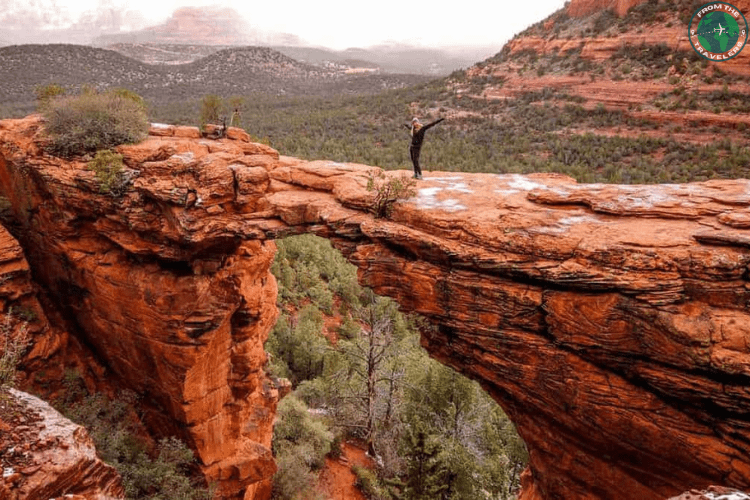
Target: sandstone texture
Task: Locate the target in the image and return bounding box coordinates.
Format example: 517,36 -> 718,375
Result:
1,115 -> 750,499
0,222 -> 58,374
0,389 -> 123,499
0,218 -> 102,400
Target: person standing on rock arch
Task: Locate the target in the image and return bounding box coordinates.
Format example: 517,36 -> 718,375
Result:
405,116 -> 444,179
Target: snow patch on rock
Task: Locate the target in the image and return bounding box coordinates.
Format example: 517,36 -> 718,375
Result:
416,186 -> 467,212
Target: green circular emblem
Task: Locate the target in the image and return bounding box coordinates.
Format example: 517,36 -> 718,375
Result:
689,2 -> 748,61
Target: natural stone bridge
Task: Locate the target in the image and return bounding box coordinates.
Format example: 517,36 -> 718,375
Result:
1,116 -> 750,499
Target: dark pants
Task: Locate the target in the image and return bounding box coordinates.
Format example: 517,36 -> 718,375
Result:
409,144 -> 422,177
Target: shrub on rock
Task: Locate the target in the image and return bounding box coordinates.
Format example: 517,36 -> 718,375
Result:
42,88 -> 149,157
87,149 -> 125,194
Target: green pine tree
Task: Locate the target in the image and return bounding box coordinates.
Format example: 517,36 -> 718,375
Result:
398,425 -> 449,500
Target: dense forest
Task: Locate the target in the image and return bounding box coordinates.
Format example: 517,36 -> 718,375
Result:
267,235 -> 527,499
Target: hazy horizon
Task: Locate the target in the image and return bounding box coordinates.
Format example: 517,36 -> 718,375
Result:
0,0 -> 566,52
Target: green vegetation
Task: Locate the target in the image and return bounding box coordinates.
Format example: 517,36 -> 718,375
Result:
611,43 -> 706,81
34,83 -> 66,109
366,171 -> 418,218
145,78 -> 750,184
352,465 -> 392,499
88,149 -> 126,194
268,234 -> 527,499
199,94 -> 223,128
0,311 -> 29,389
620,1 -> 677,27
56,373 -> 211,500
653,82 -> 750,114
271,394 -> 333,499
41,87 -> 149,157
197,94 -> 246,128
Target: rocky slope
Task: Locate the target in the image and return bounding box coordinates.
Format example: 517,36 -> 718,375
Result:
568,0 -> 646,17
2,115 -> 750,499
451,0 -> 750,147
0,389 -> 123,499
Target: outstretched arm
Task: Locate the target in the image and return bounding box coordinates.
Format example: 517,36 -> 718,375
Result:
423,118 -> 445,131
404,123 -> 412,130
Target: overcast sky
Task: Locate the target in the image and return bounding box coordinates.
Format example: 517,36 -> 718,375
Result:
1,0 -> 567,49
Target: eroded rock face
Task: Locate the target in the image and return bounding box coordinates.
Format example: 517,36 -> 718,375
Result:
1,115 -> 750,499
0,222 -> 68,383
0,389 -> 123,499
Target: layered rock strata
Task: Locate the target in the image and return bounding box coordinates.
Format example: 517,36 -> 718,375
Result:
0,221 -> 71,382
1,115 -> 750,499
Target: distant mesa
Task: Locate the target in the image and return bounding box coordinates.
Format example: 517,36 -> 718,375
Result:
92,6 -> 489,75
2,4 -> 489,76
93,6 -> 303,47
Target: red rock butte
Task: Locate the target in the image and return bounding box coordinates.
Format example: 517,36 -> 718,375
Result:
1,115 -> 750,499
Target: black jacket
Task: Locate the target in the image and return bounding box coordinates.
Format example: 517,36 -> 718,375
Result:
405,118 -> 444,148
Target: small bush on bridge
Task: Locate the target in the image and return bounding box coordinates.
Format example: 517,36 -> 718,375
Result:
87,149 -> 126,194
366,171 -> 417,219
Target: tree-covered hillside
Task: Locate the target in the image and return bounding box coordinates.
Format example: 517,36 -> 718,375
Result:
267,234 -> 527,500
0,44 -> 428,117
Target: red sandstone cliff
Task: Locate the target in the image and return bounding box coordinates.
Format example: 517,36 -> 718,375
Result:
143,7 -> 253,45
1,115 -> 750,499
95,6 -> 302,47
